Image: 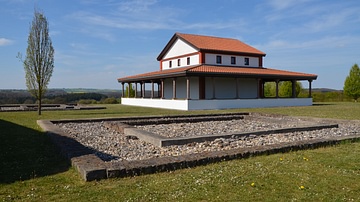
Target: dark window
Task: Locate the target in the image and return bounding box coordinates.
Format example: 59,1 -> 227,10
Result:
244,58 -> 249,65
231,56 -> 236,65
169,61 -> 172,68
187,57 -> 190,65
216,55 -> 222,64
178,59 -> 181,66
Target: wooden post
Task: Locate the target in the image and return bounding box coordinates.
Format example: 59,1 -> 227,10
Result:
172,78 -> 176,99
186,77 -> 191,100
235,78 -> 239,99
212,77 -> 215,99
121,82 -> 125,98
308,80 -> 312,98
161,79 -> 164,99
151,80 -> 154,98
257,79 -> 263,98
141,82 -> 145,98
127,83 -> 131,97
292,80 -> 296,98
275,79 -> 279,98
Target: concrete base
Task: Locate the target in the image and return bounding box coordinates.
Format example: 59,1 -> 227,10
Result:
121,98 -> 313,110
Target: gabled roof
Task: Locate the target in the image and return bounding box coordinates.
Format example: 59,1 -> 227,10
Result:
157,33 -> 266,61
117,65 -> 317,83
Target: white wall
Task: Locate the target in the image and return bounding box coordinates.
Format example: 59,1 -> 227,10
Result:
163,38 -> 198,59
204,77 -> 258,99
238,78 -> 258,98
161,54 -> 199,70
121,98 -> 314,110
162,77 -> 200,99
122,98 -> 188,110
188,98 -> 313,110
205,53 -> 259,67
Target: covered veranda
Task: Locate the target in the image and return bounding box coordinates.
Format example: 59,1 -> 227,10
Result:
117,65 -> 317,110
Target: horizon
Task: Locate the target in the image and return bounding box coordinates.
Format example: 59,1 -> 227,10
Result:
1,0 -> 359,90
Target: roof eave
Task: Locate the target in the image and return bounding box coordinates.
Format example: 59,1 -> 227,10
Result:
187,72 -> 317,80
117,72 -> 188,83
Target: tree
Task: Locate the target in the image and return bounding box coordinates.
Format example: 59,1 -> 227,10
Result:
343,64 -> 360,102
124,84 -> 135,97
264,82 -> 276,97
18,9 -> 54,115
264,81 -> 302,98
279,81 -> 302,98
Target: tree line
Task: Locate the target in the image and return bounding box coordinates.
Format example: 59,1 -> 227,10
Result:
0,91 -> 120,105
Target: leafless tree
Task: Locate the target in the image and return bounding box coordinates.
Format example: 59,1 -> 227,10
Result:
18,9 -> 54,115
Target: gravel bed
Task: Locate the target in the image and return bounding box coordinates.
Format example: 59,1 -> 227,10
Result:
135,118 -> 301,138
55,116 -> 360,163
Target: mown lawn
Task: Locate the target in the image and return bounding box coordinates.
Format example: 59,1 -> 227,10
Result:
0,102 -> 359,201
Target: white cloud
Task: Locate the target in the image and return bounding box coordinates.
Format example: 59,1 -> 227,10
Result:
301,8 -> 358,33
256,36 -> 360,52
0,38 -> 13,46
267,0 -> 310,10
117,0 -> 158,13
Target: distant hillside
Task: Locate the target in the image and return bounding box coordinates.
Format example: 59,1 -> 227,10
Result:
312,88 -> 342,93
0,88 -> 121,104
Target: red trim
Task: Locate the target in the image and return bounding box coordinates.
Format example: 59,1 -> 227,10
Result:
259,56 -> 263,67
199,52 -> 205,64
160,60 -> 163,70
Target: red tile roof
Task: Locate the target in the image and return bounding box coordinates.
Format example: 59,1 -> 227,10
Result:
157,33 -> 266,60
117,65 -> 317,83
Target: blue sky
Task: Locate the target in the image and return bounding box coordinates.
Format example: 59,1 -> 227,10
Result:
1,0 -> 359,90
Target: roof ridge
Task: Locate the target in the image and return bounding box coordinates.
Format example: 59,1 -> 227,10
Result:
177,32 -> 240,41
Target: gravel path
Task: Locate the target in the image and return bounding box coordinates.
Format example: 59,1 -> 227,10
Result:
55,115 -> 360,163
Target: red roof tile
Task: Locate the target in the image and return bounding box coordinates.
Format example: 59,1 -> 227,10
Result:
117,65 -> 317,82
157,33 -> 266,60
177,33 -> 266,55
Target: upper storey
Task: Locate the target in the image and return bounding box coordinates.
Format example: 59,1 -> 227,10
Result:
157,33 -> 266,70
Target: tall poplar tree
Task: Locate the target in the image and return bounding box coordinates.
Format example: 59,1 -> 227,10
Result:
344,64 -> 360,102
18,9 -> 54,115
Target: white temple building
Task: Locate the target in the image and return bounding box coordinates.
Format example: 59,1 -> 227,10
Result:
117,33 -> 317,110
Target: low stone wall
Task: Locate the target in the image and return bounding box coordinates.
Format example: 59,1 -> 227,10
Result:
37,114 -> 360,181
0,104 -> 106,112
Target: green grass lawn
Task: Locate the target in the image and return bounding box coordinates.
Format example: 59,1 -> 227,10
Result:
0,102 -> 359,201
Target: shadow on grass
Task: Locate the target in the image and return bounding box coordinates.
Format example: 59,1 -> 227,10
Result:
0,119 -> 69,184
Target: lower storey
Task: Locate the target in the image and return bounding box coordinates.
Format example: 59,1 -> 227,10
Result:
121,98 -> 313,111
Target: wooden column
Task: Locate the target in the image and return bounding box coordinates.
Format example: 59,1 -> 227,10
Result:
161,79 -> 164,99
151,81 -> 154,98
134,83 -> 137,98
212,77 -> 215,99
141,82 -> 145,98
257,79 -> 263,98
235,78 -> 239,99
199,77 -> 205,100
172,78 -> 177,99
127,83 -> 131,97
157,82 -> 160,98
292,80 -> 296,98
121,82 -> 125,98
275,80 -> 279,98
308,80 -> 313,98
186,77 -> 191,100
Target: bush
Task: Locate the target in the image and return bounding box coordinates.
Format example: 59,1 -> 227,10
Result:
78,99 -> 98,104
101,97 -> 118,104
